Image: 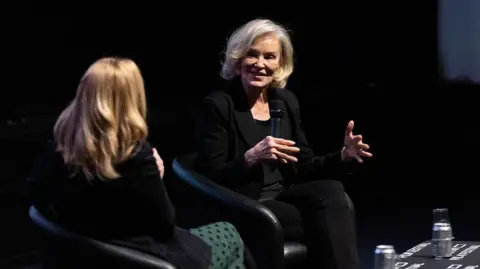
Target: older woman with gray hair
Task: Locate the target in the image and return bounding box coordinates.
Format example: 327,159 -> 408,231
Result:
195,18 -> 372,269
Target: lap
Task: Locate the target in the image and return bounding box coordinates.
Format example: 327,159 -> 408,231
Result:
279,179 -> 346,200
277,179 -> 349,209
259,180 -> 350,241
190,222 -> 245,269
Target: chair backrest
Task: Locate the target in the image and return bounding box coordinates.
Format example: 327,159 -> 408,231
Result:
29,206 -> 176,269
172,153 -> 286,269
174,152 -> 197,172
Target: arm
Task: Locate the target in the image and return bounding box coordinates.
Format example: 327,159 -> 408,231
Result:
287,93 -> 344,179
195,97 -> 257,187
128,143 -> 176,240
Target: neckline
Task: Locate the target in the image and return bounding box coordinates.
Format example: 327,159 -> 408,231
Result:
254,118 -> 270,125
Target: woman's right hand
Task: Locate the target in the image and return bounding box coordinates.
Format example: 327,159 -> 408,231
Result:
152,148 -> 165,179
244,136 -> 300,167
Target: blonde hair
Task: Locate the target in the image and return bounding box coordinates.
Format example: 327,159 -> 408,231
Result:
54,57 -> 148,181
221,18 -> 294,88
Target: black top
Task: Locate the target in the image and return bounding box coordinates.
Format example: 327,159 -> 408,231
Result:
26,140 -> 213,268
26,140 -> 176,241
254,119 -> 285,196
195,79 -> 345,200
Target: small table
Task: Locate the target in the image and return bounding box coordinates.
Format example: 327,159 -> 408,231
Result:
397,241 -> 480,269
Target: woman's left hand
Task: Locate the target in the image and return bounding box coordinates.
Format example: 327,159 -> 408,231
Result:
341,120 -> 373,163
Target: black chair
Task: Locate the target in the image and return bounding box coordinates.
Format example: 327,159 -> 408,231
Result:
29,205 -> 176,269
171,153 -> 356,269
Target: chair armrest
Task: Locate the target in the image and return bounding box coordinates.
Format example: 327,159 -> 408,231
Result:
172,159 -> 285,269
29,206 -> 177,269
345,193 -> 355,216
89,241 -> 177,269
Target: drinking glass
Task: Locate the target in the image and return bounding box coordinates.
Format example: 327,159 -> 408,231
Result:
433,208 -> 450,224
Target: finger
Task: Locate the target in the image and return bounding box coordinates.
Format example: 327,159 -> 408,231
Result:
274,144 -> 300,153
355,155 -> 363,163
351,134 -> 363,143
272,149 -> 298,162
273,138 -> 296,146
281,158 -> 288,164
275,153 -> 298,163
359,150 -> 373,158
345,120 -> 354,136
356,143 -> 370,150
269,153 -> 278,160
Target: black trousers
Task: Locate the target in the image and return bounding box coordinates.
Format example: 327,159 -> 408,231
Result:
261,180 -> 360,269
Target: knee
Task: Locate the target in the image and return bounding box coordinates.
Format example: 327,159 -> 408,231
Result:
221,222 -> 244,246
222,222 -> 240,236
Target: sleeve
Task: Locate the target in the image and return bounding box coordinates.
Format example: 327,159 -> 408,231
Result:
195,96 -> 257,187
127,142 -> 176,240
287,93 -> 344,180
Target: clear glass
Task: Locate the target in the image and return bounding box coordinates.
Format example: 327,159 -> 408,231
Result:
433,208 -> 450,224
432,208 -> 453,259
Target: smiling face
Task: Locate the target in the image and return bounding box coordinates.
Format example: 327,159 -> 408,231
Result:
237,32 -> 281,91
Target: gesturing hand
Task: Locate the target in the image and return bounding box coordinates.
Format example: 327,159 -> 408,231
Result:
152,148 -> 165,179
342,120 -> 373,163
244,136 -> 300,167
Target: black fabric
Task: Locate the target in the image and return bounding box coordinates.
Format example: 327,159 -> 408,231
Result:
195,79 -> 347,200
254,119 -> 285,195
26,140 -> 212,269
194,79 -> 360,269
262,180 -> 360,269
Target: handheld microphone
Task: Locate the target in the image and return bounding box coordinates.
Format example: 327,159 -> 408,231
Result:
269,100 -> 285,138
267,100 -> 285,172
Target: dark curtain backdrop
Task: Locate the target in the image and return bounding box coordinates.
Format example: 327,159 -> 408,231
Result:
2,1 -> 480,266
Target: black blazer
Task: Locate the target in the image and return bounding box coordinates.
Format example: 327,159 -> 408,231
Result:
195,80 -> 345,200
27,140 -> 211,269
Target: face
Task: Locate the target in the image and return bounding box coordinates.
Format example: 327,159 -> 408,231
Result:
237,33 -> 281,90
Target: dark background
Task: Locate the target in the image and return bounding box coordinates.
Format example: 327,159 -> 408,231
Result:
2,1 -> 479,268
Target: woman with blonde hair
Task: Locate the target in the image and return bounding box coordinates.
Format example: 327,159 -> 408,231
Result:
27,57 -> 254,269
196,19 -> 373,269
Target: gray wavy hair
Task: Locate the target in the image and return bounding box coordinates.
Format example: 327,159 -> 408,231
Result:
220,19 -> 294,88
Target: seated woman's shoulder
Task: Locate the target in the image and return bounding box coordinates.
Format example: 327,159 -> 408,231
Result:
201,90 -> 232,112
129,140 -> 154,159
204,89 -> 230,102
276,88 -> 299,104
116,140 -> 158,173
